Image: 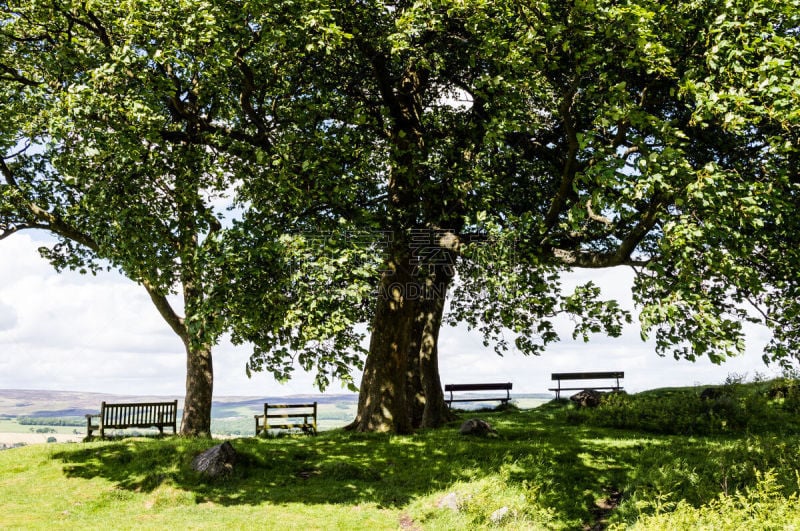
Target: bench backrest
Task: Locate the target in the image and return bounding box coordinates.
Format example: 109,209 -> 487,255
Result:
445,383 -> 512,392
259,402 -> 317,434
101,401 -> 178,427
263,402 -> 317,419
551,372 -> 623,381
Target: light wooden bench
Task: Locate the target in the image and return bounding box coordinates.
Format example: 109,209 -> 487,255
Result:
549,372 -> 624,399
85,400 -> 178,438
255,402 -> 317,435
444,383 -> 512,408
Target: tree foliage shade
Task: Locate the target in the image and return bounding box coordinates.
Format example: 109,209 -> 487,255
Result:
2,0 -> 799,433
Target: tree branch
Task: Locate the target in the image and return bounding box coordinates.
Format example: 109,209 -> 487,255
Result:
234,49 -> 271,138
1,157 -> 100,250
57,6 -> 112,48
142,280 -> 188,342
550,247 -> 650,268
586,198 -> 613,227
0,63 -> 41,86
542,85 -> 580,233
613,194 -> 664,262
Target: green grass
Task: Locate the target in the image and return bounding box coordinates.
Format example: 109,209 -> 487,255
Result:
2,382 -> 800,529
0,419 -> 81,435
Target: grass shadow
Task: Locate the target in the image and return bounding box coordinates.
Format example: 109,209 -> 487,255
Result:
49,403 -> 639,526
42,386 -> 800,528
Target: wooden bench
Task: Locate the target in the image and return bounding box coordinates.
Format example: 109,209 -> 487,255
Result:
85,400 -> 178,438
549,372 -> 624,399
255,402 -> 317,436
444,383 -> 512,408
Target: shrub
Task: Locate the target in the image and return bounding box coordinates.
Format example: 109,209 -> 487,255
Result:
565,377 -> 800,436
617,470 -> 800,530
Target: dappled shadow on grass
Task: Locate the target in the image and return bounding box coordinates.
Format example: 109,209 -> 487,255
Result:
48,403 -> 619,525
48,401 -> 800,527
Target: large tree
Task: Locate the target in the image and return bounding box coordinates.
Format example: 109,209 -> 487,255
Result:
0,0 -> 366,435
0,0 -> 267,436
239,0 -> 800,432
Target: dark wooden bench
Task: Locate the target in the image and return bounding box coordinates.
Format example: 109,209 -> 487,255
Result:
549,372 -> 624,399
85,400 -> 178,438
255,402 -> 317,436
444,383 -> 512,408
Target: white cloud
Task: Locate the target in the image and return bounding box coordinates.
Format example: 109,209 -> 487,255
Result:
0,301 -> 16,331
0,234 -> 341,396
0,234 -> 780,399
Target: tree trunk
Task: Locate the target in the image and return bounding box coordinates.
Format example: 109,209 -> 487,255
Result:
347,260 -> 416,433
144,282 -> 214,437
351,249 -> 456,432
406,268 -> 456,429
180,342 -> 214,436
405,313 -> 425,428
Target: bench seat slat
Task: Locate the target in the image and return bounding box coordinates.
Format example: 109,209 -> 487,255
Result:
548,386 -> 623,390
263,403 -> 317,408
548,387 -> 623,392
445,397 -> 505,402
551,371 -> 624,380
445,383 -> 512,392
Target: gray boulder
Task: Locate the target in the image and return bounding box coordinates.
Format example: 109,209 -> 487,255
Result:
570,389 -> 603,408
437,492 -> 460,511
191,441 -> 237,479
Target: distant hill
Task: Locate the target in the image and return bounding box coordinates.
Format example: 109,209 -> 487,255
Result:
0,389 -> 550,418
0,389 -> 358,418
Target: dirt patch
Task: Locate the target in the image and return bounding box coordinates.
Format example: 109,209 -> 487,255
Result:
399,514 -> 421,530
585,488 -> 623,530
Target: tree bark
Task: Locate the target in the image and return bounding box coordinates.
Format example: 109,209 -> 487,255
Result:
351,248 -> 456,432
180,341 -> 214,436
347,257 -> 416,433
406,267 -> 456,429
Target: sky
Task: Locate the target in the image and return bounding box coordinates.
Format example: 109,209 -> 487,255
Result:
0,232 -> 781,398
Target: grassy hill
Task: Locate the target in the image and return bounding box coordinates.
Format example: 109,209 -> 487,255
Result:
2,379 -> 800,529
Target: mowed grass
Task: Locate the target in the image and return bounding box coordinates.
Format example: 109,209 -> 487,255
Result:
2,382 -> 800,529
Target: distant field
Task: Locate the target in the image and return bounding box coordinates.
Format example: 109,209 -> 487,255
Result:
0,419 -> 82,435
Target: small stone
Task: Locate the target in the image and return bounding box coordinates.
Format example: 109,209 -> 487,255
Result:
437,492 -> 459,511
459,418 -> 496,436
490,506 -> 510,523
